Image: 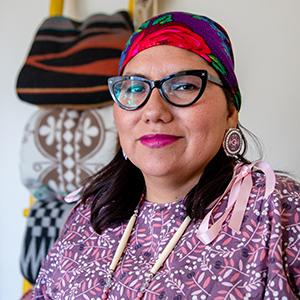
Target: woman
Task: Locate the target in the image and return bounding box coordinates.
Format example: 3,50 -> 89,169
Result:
33,12 -> 300,299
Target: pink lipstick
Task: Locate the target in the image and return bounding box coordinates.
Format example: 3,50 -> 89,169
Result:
139,134 -> 180,148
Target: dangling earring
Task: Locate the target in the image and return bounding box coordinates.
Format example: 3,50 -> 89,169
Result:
122,149 -> 128,160
223,128 -> 244,158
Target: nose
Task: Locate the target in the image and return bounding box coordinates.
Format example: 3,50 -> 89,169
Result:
141,88 -> 173,124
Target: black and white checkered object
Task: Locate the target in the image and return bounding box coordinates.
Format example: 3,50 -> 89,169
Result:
20,198 -> 75,284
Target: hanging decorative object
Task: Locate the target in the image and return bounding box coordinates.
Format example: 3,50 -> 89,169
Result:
16,11 -> 134,108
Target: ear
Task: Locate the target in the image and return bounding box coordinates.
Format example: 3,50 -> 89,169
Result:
226,103 -> 238,129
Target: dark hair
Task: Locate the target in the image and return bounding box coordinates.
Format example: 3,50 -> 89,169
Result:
82,89 -> 257,233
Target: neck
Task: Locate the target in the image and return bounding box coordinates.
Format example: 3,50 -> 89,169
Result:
143,173 -> 202,204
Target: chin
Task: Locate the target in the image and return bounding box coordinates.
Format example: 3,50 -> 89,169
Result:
136,161 -> 177,178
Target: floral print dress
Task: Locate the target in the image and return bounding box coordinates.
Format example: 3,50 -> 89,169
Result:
33,172 -> 300,299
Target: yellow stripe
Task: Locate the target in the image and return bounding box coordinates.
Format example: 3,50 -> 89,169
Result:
49,0 -> 64,17
17,85 -> 108,94
22,278 -> 33,294
23,195 -> 36,217
29,195 -> 36,207
128,0 -> 135,20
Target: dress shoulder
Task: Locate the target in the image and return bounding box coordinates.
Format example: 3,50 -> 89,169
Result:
259,172 -> 300,298
273,173 -> 300,195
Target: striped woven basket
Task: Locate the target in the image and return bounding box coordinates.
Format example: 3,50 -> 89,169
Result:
16,11 -> 133,108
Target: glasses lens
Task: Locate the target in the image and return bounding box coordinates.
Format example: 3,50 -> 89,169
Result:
113,79 -> 149,109
162,75 -> 203,105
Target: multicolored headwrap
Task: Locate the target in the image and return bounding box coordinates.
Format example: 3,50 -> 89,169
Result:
119,11 -> 241,110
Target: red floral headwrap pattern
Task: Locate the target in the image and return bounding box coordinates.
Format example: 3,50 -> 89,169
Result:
119,12 -> 241,110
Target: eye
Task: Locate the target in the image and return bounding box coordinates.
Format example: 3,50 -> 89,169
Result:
165,75 -> 203,95
171,82 -> 198,92
125,83 -> 146,95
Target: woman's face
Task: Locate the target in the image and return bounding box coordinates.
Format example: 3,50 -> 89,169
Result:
114,45 -> 238,186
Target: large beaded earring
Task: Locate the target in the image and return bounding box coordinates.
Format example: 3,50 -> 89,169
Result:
223,128 -> 244,158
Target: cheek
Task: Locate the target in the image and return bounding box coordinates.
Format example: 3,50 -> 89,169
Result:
113,106 -> 126,143
113,106 -> 131,130
186,109 -> 228,146
113,106 -> 122,131
113,106 -> 138,144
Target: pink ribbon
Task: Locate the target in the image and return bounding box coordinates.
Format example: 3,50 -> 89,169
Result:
196,161 -> 276,245
64,187 -> 82,203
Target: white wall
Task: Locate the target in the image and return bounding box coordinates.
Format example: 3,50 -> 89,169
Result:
0,0 -> 299,299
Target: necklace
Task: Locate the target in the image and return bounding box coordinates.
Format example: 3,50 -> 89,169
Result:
101,203 -> 192,300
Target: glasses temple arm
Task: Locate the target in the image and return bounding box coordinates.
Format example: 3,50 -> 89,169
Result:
207,74 -> 223,87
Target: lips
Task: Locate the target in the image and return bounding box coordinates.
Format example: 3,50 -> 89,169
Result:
139,134 -> 181,148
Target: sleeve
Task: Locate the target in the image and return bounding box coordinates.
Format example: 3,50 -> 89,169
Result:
32,200 -> 82,299
265,176 -> 300,299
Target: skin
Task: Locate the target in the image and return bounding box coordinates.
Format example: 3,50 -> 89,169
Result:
114,45 -> 238,204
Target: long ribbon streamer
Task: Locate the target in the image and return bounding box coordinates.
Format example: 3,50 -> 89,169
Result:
196,161 -> 276,245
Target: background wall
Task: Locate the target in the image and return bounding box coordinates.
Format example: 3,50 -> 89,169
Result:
0,0 -> 299,299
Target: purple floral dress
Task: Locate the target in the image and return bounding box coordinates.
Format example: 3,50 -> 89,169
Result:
33,172 -> 300,299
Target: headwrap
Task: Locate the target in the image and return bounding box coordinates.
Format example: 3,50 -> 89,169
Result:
119,11 -> 241,110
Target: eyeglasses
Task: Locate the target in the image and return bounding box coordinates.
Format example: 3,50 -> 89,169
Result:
108,70 -> 223,111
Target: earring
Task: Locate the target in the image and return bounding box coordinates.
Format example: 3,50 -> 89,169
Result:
122,149 -> 128,160
223,128 -> 244,158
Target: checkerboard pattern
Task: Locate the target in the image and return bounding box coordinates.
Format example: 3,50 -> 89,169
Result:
20,199 -> 75,284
